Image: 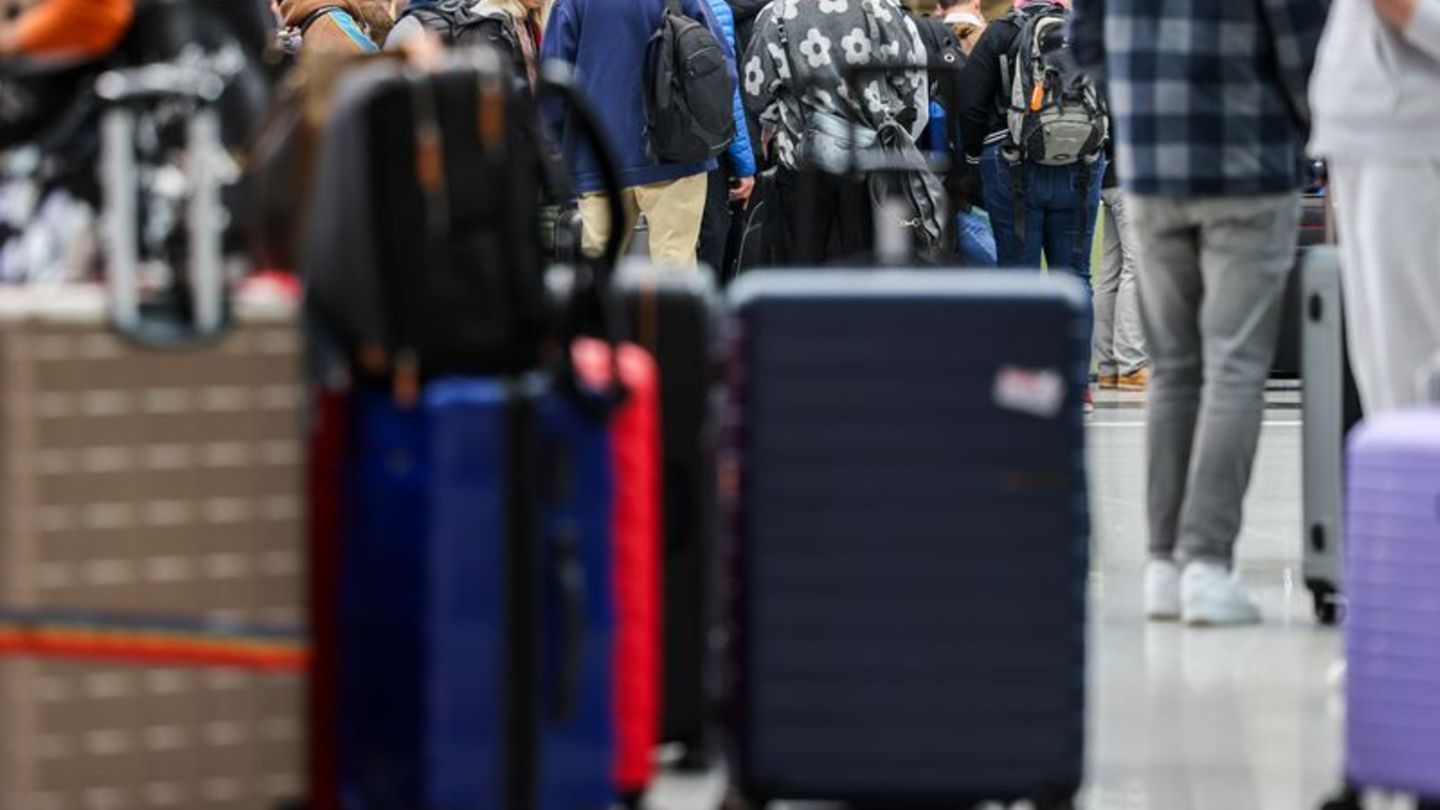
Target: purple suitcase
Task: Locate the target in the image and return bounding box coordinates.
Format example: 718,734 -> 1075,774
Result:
1343,411 -> 1440,804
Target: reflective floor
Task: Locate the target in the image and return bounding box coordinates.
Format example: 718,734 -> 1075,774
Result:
652,389 -> 1346,809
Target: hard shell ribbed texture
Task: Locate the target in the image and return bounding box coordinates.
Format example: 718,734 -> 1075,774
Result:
1345,412 -> 1440,798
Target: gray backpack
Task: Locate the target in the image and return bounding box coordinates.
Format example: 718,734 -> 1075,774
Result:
1002,4 -> 1106,166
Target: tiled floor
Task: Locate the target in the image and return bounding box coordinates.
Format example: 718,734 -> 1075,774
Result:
650,391 -> 1346,809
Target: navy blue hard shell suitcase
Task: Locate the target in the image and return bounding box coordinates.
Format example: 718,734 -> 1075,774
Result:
723,271 -> 1091,810
339,375 -> 616,810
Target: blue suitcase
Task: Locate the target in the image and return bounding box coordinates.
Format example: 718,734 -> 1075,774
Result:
339,375 -> 616,810
723,271 -> 1090,810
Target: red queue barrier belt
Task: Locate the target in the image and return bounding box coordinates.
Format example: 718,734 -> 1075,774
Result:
0,614 -> 308,672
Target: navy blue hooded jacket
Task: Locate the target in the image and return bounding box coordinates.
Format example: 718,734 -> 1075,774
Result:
541,0 -> 735,193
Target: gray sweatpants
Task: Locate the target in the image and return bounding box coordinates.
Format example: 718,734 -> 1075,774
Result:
1129,193 -> 1302,563
1330,158 -> 1440,413
1094,189 -> 1148,377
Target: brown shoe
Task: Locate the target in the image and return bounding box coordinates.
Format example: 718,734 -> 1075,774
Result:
1117,368 -> 1150,392
1097,374 -> 1120,390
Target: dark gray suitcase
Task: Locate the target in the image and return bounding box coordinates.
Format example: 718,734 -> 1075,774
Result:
723,271 -> 1090,810
1300,247 -> 1363,625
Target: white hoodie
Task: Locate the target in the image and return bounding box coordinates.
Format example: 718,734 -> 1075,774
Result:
1309,0 -> 1440,160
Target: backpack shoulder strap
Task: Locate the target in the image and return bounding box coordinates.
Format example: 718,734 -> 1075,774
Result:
298,5 -> 348,33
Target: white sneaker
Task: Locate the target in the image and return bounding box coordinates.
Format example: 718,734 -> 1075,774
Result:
1144,559 -> 1181,621
1181,561 -> 1262,626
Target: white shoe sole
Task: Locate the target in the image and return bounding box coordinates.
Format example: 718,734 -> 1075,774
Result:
1182,610 -> 1262,627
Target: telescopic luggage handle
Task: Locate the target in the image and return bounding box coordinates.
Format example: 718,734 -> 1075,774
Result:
97,63 -> 231,348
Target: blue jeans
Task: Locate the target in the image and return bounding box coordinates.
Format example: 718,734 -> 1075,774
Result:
957,209 -> 998,267
979,143 -> 1105,280
980,143 -> 1105,373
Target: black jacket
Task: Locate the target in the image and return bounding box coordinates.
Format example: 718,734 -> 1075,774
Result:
912,12 -> 965,111
727,0 -> 770,58
959,9 -> 1024,161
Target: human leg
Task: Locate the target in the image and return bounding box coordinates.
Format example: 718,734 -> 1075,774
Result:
1331,159 -> 1440,412
980,144 -> 1043,267
1094,188 -> 1126,383
697,169 -> 733,276
1107,189 -> 1150,378
1175,194 -> 1300,564
578,187 -> 640,259
1128,195 -> 1204,561
634,172 -> 709,268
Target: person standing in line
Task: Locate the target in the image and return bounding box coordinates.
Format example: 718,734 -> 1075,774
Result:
542,0 -> 732,269
1072,0 -> 1328,625
1093,139 -> 1148,392
727,0 -> 770,58
935,0 -> 987,52
698,0 -> 758,275
386,0 -> 547,88
742,0 -> 932,264
278,0 -> 380,54
959,0 -> 1107,406
1311,0 -> 1440,413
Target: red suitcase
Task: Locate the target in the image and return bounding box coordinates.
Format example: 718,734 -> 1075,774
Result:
573,339 -> 663,802
306,385 -> 349,810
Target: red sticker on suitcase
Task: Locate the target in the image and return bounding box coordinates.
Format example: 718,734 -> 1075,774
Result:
993,366 -> 1067,419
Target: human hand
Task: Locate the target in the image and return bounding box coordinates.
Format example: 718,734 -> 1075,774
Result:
1373,0 -> 1418,31
730,176 -> 756,209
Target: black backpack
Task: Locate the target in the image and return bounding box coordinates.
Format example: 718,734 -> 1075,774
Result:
645,0 -> 735,164
305,58 -> 628,394
402,0 -> 494,47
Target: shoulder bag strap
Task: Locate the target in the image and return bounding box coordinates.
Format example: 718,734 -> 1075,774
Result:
298,5 -> 348,33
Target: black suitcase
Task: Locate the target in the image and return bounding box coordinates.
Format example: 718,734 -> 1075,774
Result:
723,270 -> 1090,810
613,261 -> 724,769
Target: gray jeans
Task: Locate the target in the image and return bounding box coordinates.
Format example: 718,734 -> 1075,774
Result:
1129,193 -> 1301,563
1094,189 -> 1148,377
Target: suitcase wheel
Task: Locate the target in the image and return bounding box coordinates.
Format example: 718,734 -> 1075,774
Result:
1310,582 -> 1342,626
716,785 -> 759,810
1318,784 -> 1361,810
1030,790 -> 1077,810
671,738 -> 714,774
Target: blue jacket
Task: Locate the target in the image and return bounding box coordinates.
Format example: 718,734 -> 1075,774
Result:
704,0 -> 756,179
542,0 -> 734,193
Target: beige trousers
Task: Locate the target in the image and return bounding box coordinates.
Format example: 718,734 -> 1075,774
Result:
578,173 -> 707,268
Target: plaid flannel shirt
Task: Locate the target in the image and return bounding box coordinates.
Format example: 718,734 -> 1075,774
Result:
1071,0 -> 1330,197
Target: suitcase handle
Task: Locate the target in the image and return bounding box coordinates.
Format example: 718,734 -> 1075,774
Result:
551,523 -> 587,722
98,64 -> 233,348
537,62 -> 626,281
538,63 -> 631,421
